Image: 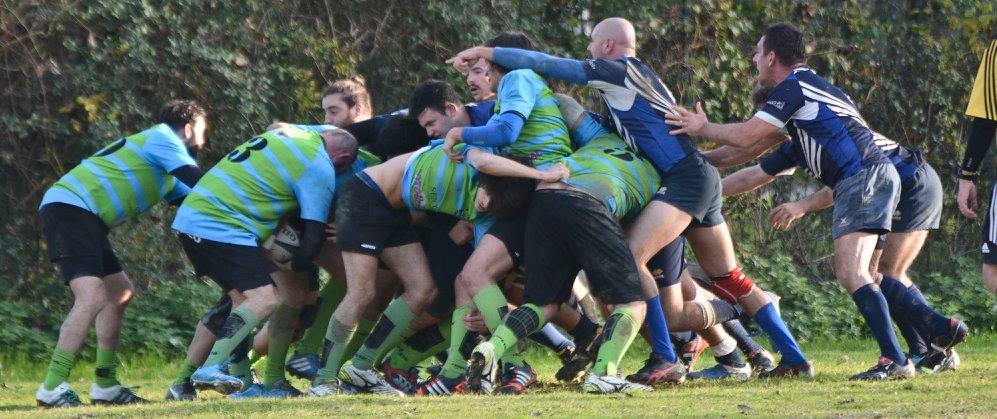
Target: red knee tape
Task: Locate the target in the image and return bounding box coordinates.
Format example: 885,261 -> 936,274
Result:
709,267 -> 755,304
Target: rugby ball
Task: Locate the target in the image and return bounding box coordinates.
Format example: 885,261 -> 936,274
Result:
264,225 -> 301,263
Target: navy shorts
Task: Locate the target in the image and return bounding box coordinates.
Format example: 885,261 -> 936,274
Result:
831,163 -> 901,239
893,161 -> 942,232
654,153 -> 724,228
649,237 -> 686,288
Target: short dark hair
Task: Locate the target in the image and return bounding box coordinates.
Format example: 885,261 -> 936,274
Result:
409,79 -> 462,119
762,23 -> 806,66
322,78 -> 371,113
484,32 -> 539,74
477,156 -> 537,219
158,100 -> 206,131
370,115 -> 429,159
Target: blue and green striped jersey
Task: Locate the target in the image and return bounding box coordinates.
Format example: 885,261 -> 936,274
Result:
563,114 -> 661,220
172,128 -> 336,246
491,69 -> 572,168
40,124 -> 197,227
401,141 -> 486,222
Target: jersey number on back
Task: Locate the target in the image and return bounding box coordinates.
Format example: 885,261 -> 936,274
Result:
604,148 -> 635,161
227,137 -> 269,163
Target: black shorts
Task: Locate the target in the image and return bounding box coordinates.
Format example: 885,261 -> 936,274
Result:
178,233 -> 274,292
39,203 -> 123,283
486,216 -> 527,267
522,189 -> 643,306
335,174 -> 419,256
984,183 -> 997,265
649,236 -> 686,288
654,153 -> 724,228
422,214 -> 474,318
893,160 -> 943,232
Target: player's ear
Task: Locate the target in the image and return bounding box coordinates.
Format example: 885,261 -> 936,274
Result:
181,122 -> 194,142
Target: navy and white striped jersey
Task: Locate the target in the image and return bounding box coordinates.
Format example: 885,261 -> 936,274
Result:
756,66 -> 891,187
582,57 -> 698,175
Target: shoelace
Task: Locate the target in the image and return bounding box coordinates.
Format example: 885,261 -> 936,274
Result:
62,390 -> 82,405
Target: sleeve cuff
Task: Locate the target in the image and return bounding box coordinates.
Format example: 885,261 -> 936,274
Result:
754,111 -> 786,129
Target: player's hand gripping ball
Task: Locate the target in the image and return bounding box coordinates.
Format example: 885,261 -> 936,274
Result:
263,224 -> 301,263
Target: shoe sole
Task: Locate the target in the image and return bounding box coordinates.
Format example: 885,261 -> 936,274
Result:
191,379 -> 242,395
466,353 -> 488,392
554,355 -> 591,382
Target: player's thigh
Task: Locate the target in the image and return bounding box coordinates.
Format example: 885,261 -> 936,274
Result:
685,222 -> 738,276
832,231 -> 880,293
627,200 -> 693,263
878,230 -> 929,280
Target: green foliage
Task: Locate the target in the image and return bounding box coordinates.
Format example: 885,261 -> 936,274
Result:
0,0 -> 994,356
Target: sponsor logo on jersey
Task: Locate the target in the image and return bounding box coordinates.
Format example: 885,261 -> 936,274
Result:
767,100 -> 786,110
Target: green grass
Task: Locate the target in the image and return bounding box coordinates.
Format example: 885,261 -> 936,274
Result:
1,335 -> 994,418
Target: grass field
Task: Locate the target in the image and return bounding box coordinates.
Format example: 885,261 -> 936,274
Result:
1,335 -> 994,418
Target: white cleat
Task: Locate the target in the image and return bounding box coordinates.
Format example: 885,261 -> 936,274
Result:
308,381 -> 342,397
35,382 -> 82,408
582,374 -> 652,394
339,365 -> 405,396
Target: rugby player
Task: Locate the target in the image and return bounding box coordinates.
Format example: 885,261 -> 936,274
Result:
417,32 -> 579,395
674,23 -> 964,380
956,39 -> 997,295
172,127 -> 353,393
36,100 -> 207,407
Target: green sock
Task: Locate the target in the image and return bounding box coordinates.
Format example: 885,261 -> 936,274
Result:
94,348 -> 120,388
592,307 -> 639,376
344,317 -> 377,362
203,305 -> 261,367
439,305 -> 472,379
389,322 -> 451,371
488,304 -> 544,362
248,349 -> 262,365
230,357 -> 252,383
473,284 -> 524,366
263,304 -> 301,388
297,281 -> 347,355
351,298 -> 417,370
314,317 -> 357,384
43,348 -> 76,391
172,358 -> 198,386
230,334 -> 253,380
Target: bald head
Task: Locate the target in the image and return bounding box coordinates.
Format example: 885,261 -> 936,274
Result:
320,128 -> 359,173
589,17 -> 636,59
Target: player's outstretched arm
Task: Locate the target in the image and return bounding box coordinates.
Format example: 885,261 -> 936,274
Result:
704,132 -> 787,169
769,186 -> 833,230
465,148 -> 568,182
721,164 -> 776,197
447,46 -> 588,85
666,102 -> 780,149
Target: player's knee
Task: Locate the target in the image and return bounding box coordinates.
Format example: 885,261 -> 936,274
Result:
708,267 -> 755,304
408,281 -> 438,308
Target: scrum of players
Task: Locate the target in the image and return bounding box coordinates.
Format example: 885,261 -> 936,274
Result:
35,18 -> 993,407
